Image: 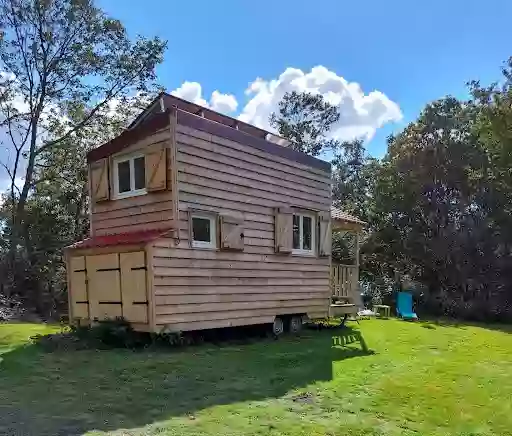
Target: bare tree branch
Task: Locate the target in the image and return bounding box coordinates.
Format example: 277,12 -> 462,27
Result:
35,59 -> 160,155
0,161 -> 21,197
0,0 -> 165,262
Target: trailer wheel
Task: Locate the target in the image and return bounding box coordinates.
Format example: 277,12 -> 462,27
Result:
272,317 -> 284,336
289,316 -> 303,333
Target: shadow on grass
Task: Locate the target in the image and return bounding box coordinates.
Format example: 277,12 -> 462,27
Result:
476,323 -> 512,334
0,327 -> 373,436
418,317 -> 512,334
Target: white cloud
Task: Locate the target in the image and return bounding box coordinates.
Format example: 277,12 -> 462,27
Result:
210,90 -> 238,113
171,81 -> 208,107
238,65 -> 402,142
170,67 -> 401,142
170,82 -> 237,114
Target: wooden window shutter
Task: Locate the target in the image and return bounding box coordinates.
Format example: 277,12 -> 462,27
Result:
274,206 -> 293,254
318,212 -> 332,257
145,143 -> 167,191
90,158 -> 110,203
220,214 -> 244,251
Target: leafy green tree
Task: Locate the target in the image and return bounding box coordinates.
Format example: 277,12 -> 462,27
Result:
369,87 -> 512,320
331,139 -> 380,224
0,93 -> 150,316
271,60 -> 512,322
0,0 -> 165,316
269,91 -> 341,156
468,59 -> 512,240
0,0 -> 166,251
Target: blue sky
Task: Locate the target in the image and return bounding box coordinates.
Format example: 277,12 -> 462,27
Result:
98,0 -> 512,157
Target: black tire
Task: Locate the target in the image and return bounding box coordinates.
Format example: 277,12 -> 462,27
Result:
289,315 -> 303,333
272,317 -> 285,336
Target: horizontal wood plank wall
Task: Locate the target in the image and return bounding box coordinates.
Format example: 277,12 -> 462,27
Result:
153,124 -> 332,331
91,128 -> 174,235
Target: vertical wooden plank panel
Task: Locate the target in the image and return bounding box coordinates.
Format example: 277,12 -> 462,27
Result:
355,232 -> 360,267
220,214 -> 245,251
341,266 -> 346,297
90,158 -> 110,202
87,253 -> 121,321
66,254 -> 73,321
120,251 -> 148,323
275,207 -> 293,253
68,256 -> 89,320
330,265 -> 335,296
145,143 -> 168,191
335,265 -> 339,297
318,213 -> 332,256
70,271 -> 87,301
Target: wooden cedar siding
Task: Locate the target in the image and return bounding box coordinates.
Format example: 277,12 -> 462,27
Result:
152,123 -> 332,331
91,128 -> 174,236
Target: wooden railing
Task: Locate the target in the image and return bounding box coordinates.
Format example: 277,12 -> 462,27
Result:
331,263 -> 359,300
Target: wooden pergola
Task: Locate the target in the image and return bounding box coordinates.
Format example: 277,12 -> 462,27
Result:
330,207 -> 366,304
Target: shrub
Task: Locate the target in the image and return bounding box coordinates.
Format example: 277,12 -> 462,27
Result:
31,318 -> 151,351
0,293 -> 25,321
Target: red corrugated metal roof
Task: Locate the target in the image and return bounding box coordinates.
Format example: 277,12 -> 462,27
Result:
67,228 -> 173,250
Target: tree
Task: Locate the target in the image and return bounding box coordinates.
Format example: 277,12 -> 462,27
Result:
0,93 -> 151,316
468,58 -> 512,240
0,0 -> 166,253
331,139 -> 380,224
368,89 -> 512,321
0,0 -> 166,316
269,91 -> 341,156
270,60 -> 512,322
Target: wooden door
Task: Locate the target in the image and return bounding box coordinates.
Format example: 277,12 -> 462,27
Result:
86,253 -> 122,321
120,251 -> 148,323
68,250 -> 150,325
69,256 -> 89,319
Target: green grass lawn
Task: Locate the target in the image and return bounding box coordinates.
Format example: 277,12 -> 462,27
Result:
1,319 -> 512,436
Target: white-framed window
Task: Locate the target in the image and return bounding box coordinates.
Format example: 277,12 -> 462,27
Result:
191,214 -> 217,249
113,153 -> 146,199
292,213 -> 315,255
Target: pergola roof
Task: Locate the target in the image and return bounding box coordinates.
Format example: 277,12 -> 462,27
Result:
331,207 -> 365,231
331,207 -> 365,224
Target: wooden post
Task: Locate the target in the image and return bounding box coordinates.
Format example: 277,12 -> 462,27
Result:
355,231 -> 360,268
354,231 -> 360,298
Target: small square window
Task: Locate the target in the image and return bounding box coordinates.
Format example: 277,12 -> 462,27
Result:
292,213 -> 315,255
113,154 -> 147,199
191,214 -> 217,249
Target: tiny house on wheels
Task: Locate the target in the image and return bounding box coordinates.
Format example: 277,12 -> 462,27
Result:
65,93 -> 363,335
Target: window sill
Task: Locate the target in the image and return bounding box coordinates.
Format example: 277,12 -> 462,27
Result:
191,241 -> 217,250
114,189 -> 147,200
292,249 -> 316,257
